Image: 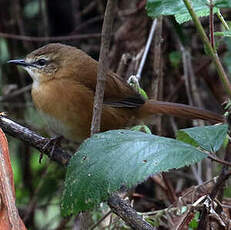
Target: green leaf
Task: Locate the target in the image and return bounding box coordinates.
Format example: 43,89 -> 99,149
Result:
214,0 -> 231,8
175,7 -> 218,24
146,0 -> 219,24
176,130 -> 199,148
177,124 -> 228,153
146,0 -> 188,18
61,130 -> 207,216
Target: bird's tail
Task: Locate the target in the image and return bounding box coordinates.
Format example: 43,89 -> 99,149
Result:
140,100 -> 224,123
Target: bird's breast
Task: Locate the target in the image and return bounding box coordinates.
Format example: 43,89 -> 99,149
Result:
39,110 -> 73,140
31,78 -> 140,143
31,79 -> 94,142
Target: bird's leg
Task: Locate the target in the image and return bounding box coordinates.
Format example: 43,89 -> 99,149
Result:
40,136 -> 63,163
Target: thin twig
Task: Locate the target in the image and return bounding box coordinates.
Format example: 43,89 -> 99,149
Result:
150,17 -> 163,100
209,0 -> 215,49
181,48 -> 194,106
90,0 -> 116,135
81,1 -> 96,15
206,152 -> 231,167
136,19 -> 157,80
0,32 -> 101,42
150,17 -> 163,136
90,210 -> 112,230
116,53 -> 131,77
55,217 -> 71,230
162,173 -> 177,203
182,50 -> 205,183
187,54 -> 203,108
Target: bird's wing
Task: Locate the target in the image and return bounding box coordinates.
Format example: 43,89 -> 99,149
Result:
70,51 -> 145,108
103,71 -> 145,108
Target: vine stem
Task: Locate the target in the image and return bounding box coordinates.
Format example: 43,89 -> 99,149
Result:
182,0 -> 231,97
216,9 -> 230,30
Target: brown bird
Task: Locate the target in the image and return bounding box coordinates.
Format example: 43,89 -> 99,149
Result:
8,43 -> 224,143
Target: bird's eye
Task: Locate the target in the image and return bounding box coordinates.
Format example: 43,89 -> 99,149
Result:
36,59 -> 47,66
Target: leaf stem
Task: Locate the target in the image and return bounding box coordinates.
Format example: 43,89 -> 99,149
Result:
182,0 -> 231,97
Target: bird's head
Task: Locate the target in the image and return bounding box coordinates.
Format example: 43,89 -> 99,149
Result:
8,43 -> 80,87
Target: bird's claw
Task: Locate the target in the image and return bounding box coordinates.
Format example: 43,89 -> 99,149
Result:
40,136 -> 63,163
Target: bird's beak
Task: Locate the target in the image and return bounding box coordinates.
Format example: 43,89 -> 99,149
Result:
7,59 -> 35,68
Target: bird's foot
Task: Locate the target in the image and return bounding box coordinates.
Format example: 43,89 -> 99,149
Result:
40,136 -> 63,163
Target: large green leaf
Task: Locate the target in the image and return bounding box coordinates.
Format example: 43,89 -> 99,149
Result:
214,0 -> 231,8
175,8 -> 218,24
61,130 -> 207,216
177,124 -> 228,153
146,0 -> 189,18
146,0 -> 223,24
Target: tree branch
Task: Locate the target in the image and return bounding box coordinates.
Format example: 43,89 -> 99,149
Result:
0,115 -> 71,166
108,194 -> 155,230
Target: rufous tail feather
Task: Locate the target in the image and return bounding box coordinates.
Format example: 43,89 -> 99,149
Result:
142,100 -> 224,123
